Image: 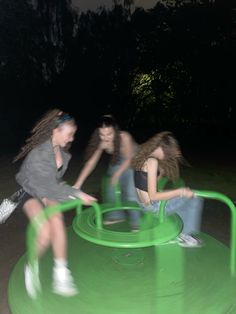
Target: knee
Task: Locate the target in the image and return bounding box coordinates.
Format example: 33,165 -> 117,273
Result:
50,213 -> 64,229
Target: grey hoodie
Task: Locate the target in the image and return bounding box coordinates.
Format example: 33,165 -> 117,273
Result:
16,139 -> 78,202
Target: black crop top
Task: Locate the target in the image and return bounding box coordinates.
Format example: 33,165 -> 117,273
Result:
134,161 -> 160,192
134,170 -> 148,192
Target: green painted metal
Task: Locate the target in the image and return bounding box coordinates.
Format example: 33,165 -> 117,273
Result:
7,176 -> 236,314
100,175 -> 185,225
73,189 -> 236,276
8,229 -> 236,314
72,206 -> 183,247
26,178 -> 236,276
73,176 -> 183,247
101,175 -> 122,206
193,190 -> 236,276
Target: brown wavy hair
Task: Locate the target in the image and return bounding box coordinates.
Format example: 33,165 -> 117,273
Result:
131,131 -> 184,181
13,108 -> 76,162
84,115 -> 121,165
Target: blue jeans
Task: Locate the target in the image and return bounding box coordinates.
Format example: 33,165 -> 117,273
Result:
140,197 -> 203,235
105,164 -> 140,227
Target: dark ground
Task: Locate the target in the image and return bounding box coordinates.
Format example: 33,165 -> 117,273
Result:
0,149 -> 234,314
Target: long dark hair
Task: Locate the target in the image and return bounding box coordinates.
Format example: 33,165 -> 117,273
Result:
13,109 -> 76,162
132,131 -> 184,181
84,115 -> 121,165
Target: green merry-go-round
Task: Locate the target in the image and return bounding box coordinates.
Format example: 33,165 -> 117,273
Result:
8,177 -> 236,314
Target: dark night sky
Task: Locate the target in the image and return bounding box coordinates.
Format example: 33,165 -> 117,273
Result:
0,0 -> 234,155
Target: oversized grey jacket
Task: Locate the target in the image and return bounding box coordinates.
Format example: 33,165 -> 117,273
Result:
16,139 -> 78,202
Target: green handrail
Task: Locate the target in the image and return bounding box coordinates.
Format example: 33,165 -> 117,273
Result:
193,190 -> 236,276
88,201 -> 103,230
159,200 -> 168,223
114,183 -> 122,207
101,175 -> 122,206
26,187 -> 236,285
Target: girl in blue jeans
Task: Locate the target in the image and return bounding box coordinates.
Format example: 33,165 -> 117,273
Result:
74,115 -> 140,231
132,131 -> 204,247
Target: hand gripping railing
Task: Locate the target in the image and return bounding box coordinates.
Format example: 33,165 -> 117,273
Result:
93,182 -> 236,275
103,175 -> 236,261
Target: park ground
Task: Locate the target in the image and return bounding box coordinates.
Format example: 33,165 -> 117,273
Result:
0,147 -> 235,314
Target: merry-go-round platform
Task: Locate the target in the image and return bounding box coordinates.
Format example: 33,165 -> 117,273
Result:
7,180 -> 236,314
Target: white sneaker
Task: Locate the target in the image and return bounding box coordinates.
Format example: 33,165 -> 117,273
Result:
53,267 -> 78,297
24,263 -> 41,299
177,233 -> 203,248
131,226 -> 139,232
0,198 -> 18,224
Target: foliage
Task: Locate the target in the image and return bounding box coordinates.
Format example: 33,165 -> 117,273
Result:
0,0 -> 234,144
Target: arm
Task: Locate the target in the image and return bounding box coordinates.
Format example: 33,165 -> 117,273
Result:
16,149 -> 80,202
110,132 -> 134,185
73,148 -> 103,189
147,158 -> 193,201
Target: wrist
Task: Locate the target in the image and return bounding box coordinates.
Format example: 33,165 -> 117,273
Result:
72,186 -> 81,191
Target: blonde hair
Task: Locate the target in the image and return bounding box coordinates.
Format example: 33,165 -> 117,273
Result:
13,109 -> 76,162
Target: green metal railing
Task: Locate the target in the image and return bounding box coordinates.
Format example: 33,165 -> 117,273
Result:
193,190 -> 236,276
26,182 -> 236,277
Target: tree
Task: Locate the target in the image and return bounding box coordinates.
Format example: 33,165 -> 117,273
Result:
31,0 -> 78,82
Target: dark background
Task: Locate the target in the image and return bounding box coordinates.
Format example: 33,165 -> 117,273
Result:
0,0 -> 235,157
0,2 -> 235,313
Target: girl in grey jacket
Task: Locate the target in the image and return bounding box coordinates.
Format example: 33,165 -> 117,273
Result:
14,108 -> 96,298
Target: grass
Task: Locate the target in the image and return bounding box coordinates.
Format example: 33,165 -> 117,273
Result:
181,159 -> 236,200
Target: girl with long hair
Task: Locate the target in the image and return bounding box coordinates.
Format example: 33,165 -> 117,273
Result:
132,131 -> 203,247
73,115 -> 140,231
14,108 -> 96,298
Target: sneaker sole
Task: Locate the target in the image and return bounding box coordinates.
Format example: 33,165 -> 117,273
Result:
177,242 -> 203,248
53,287 -> 79,297
24,266 -> 41,299
103,219 -> 125,225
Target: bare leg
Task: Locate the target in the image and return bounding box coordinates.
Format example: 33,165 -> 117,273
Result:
23,198 -> 51,257
43,199 -> 67,260
50,213 -> 67,259
43,198 -> 78,296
